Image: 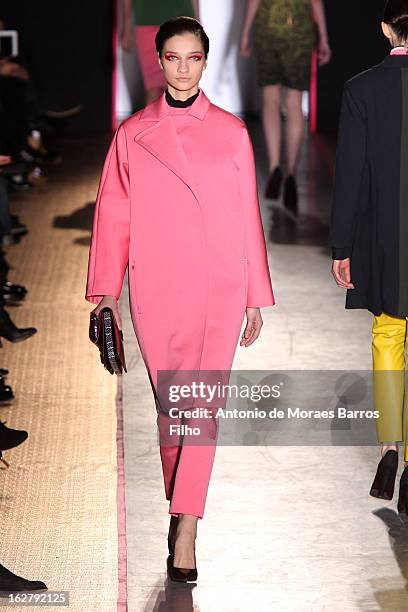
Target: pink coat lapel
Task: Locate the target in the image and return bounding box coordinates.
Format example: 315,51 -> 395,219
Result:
134,90 -> 211,205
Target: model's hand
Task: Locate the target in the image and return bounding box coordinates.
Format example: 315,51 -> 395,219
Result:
121,25 -> 133,53
240,33 -> 252,58
240,307 -> 263,347
318,39 -> 331,66
332,258 -> 355,289
92,295 -> 123,330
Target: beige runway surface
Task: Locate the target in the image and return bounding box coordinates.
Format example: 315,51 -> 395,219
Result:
2,126 -> 408,612
0,135 -> 122,611
121,126 -> 408,612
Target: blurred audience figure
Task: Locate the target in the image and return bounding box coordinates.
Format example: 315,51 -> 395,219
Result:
241,0 -> 331,215
122,0 -> 199,104
0,18 -> 58,169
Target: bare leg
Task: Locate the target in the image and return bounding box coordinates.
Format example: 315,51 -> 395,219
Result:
284,88 -> 305,176
381,442 -> 398,457
173,513 -> 198,572
262,84 -> 281,171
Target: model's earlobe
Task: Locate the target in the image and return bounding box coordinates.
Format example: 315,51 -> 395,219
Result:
381,21 -> 391,41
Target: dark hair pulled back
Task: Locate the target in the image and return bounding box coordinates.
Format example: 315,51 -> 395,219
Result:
384,0 -> 408,40
155,16 -> 210,58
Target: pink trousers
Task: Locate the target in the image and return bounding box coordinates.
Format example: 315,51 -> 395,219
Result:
158,407 -> 219,520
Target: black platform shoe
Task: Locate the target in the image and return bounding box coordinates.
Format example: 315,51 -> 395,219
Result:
0,563 -> 47,595
167,551 -> 198,583
283,175 -> 298,216
398,465 -> 408,514
0,309 -> 37,344
370,449 -> 398,500
0,421 -> 28,468
264,166 -> 283,200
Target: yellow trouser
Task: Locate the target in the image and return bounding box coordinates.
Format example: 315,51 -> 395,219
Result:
372,312 -> 408,461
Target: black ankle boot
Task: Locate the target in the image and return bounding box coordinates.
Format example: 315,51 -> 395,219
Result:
0,421 -> 28,468
398,465 -> 408,514
0,308 -> 36,344
283,175 -> 298,216
264,166 -> 283,200
370,449 -> 398,500
0,563 -> 47,595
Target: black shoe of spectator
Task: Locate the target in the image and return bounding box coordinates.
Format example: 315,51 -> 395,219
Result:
21,145 -> 61,165
0,421 -> 27,468
2,283 -> 27,303
0,309 -> 37,344
0,563 -> 47,595
27,166 -> 48,186
6,174 -> 31,192
10,222 -> 28,239
0,381 -> 14,404
0,421 -> 27,450
0,369 -> 9,377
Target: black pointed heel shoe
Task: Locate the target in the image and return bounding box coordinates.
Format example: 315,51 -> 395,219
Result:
370,449 -> 398,500
0,308 -> 37,343
283,175 -> 298,216
398,465 -> 408,514
264,166 -> 283,200
167,551 -> 198,583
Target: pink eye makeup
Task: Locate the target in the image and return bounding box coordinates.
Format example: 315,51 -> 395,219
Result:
163,52 -> 204,62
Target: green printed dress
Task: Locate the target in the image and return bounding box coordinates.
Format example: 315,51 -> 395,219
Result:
253,0 -> 317,90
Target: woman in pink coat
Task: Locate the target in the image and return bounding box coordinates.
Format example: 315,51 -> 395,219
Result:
85,17 -> 275,582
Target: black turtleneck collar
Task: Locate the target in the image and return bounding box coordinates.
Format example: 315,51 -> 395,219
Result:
165,89 -> 200,108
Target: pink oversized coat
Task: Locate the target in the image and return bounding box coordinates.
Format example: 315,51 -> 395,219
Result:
86,89 -> 275,390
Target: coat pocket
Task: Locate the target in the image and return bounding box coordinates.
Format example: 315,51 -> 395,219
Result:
130,261 -> 142,315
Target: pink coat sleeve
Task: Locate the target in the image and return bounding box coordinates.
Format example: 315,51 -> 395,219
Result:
85,124 -> 130,305
235,124 -> 275,308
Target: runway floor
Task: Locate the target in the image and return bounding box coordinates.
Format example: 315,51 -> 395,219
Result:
1,120 -> 407,611
0,134 -> 121,611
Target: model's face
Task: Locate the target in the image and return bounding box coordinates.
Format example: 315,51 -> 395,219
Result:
159,33 -> 207,91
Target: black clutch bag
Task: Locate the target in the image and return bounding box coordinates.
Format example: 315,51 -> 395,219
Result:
89,307 -> 127,375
